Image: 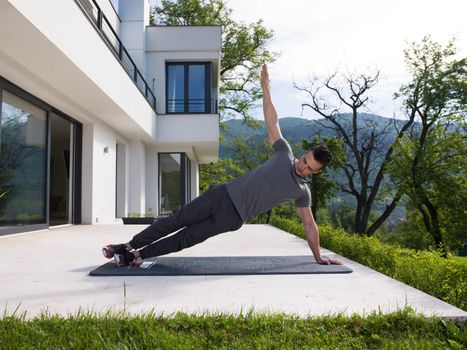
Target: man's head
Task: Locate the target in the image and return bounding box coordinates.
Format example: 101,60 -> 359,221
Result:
295,144 -> 333,178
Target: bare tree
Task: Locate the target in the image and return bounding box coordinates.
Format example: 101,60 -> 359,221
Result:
294,72 -> 415,235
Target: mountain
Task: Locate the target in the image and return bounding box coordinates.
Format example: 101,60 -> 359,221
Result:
219,113 -> 407,227
220,113 -> 402,158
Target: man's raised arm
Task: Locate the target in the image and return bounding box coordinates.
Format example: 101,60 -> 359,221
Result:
295,206 -> 343,265
261,64 -> 283,145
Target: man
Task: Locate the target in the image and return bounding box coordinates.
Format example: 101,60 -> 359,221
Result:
102,64 -> 342,267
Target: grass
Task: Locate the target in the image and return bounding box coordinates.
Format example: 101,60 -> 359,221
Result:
0,308 -> 465,349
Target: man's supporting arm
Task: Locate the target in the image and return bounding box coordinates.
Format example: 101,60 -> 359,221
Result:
261,64 -> 283,145
295,206 -> 343,265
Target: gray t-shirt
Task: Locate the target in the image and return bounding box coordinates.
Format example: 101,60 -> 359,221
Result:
225,138 -> 311,221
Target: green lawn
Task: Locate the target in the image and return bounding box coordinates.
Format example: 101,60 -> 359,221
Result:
0,308 -> 465,349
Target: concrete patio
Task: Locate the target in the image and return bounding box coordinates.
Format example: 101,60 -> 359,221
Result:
1,224 -> 466,320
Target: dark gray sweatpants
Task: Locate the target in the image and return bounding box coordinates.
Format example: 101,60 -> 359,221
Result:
129,184 -> 243,259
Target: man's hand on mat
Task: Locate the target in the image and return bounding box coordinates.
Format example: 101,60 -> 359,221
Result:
316,255 -> 343,265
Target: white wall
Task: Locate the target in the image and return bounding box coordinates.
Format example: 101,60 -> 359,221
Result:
115,141 -> 129,218
156,114 -> 219,164
81,119 -> 132,224
118,0 -> 149,74
92,122 -> 117,224
81,124 -> 94,224
146,26 -> 222,52
145,146 -> 158,216
129,141 -> 146,215
191,160 -> 199,199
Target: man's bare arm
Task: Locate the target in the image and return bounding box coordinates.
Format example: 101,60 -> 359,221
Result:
295,206 -> 343,265
261,64 -> 283,145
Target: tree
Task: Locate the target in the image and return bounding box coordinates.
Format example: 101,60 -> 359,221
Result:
300,136 -> 345,220
231,138 -> 272,172
199,158 -> 243,193
295,72 -> 416,236
0,113 -> 42,219
388,36 -> 466,257
384,213 -> 433,252
153,0 -> 279,126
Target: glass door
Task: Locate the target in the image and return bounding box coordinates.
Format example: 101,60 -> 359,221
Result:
0,91 -> 47,228
49,113 -> 74,226
158,153 -> 191,215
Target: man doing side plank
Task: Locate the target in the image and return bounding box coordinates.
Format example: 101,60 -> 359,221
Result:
102,64 -> 343,267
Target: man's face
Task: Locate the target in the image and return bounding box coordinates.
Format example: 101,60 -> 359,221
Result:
295,151 -> 323,177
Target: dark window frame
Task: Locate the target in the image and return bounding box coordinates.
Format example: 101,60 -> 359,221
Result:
165,62 -> 212,114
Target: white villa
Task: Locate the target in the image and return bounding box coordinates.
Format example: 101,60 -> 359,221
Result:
0,0 -> 221,235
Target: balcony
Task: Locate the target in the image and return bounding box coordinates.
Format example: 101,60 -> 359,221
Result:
75,0 -> 156,111
167,99 -> 218,114
0,0 -> 157,142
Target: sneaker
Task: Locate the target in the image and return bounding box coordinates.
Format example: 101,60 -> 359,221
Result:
114,251 -> 142,268
102,244 -> 127,259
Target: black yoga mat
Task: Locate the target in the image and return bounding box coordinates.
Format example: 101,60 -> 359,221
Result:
90,255 -> 353,276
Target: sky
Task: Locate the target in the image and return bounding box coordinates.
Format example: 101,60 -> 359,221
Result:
144,0 -> 467,120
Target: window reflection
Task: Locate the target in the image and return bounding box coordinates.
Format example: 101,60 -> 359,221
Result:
0,91 -> 47,226
159,153 -> 181,215
166,63 -> 210,113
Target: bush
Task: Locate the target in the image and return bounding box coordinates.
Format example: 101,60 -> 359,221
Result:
271,216 -> 467,311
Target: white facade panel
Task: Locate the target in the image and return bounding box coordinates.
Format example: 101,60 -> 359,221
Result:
191,160 -> 199,199
129,141 -> 146,215
118,0 -> 150,23
81,124 -> 94,224
145,146 -> 158,216
156,114 -> 219,164
157,115 -> 219,143
146,26 -> 222,52
92,122 -> 118,224
116,142 -> 129,218
120,21 -> 145,50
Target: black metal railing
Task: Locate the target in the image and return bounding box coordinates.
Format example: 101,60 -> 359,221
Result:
75,0 -> 156,110
167,99 -> 218,114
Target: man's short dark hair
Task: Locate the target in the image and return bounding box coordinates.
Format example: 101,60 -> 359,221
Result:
308,144 -> 332,169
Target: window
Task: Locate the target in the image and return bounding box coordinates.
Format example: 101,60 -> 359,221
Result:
0,90 -> 47,227
0,78 -> 83,235
158,153 -> 191,215
166,62 -> 212,113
